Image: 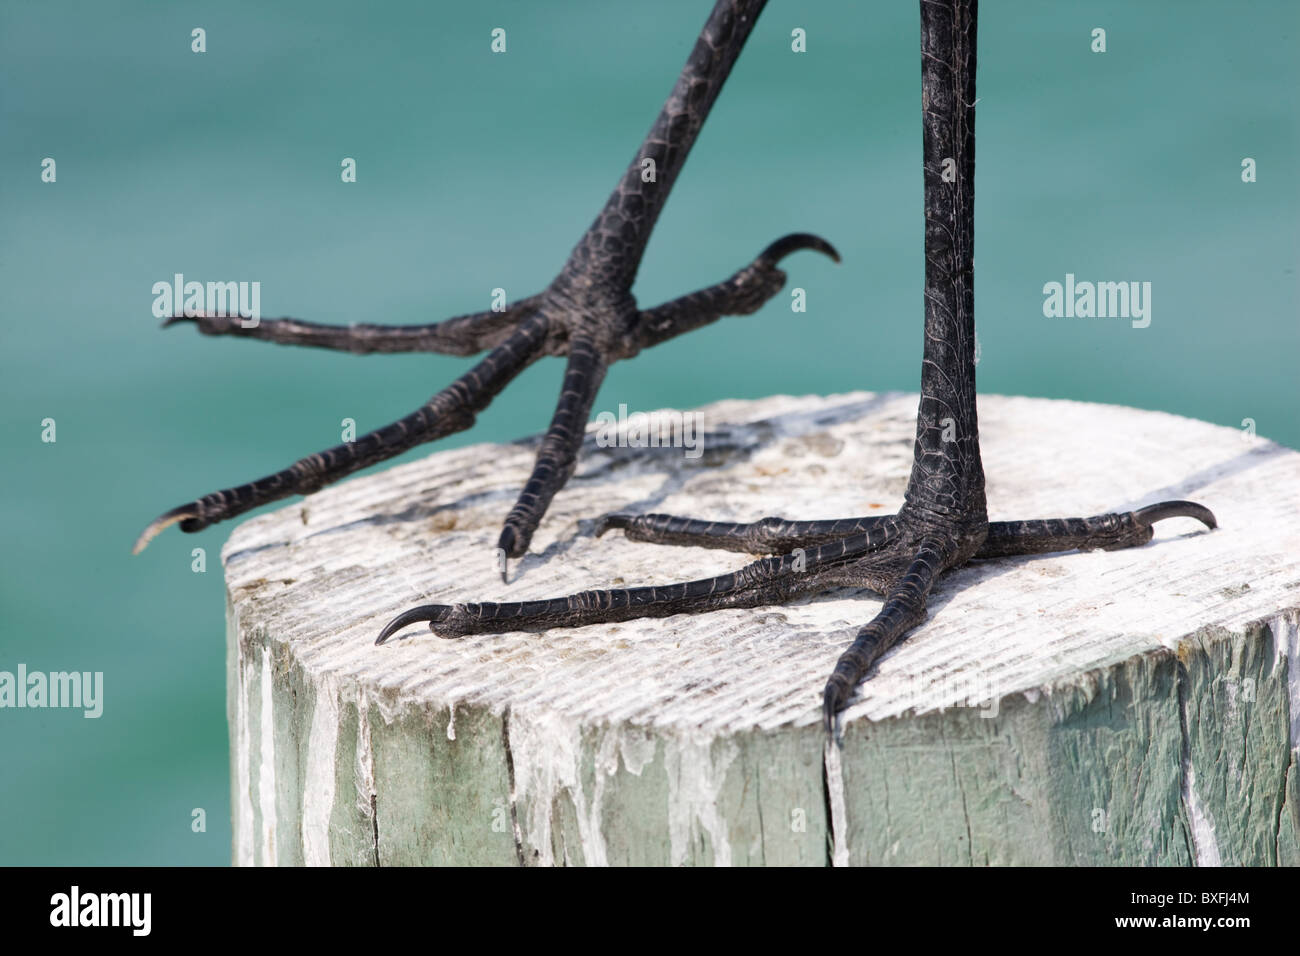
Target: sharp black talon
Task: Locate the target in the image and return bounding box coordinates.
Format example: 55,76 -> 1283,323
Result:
1134,500 -> 1217,531
496,527 -> 517,583
594,514 -> 631,538
822,684 -> 843,737
376,605 -> 447,645
161,315 -> 194,329
759,232 -> 841,266
132,505 -> 199,555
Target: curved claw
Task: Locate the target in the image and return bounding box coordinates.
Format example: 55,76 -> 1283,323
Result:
822,682 -> 847,738
756,232 -> 841,267
593,514 -> 633,538
495,527 -> 519,583
161,310 -> 223,330
375,605 -> 451,645
1134,500 -> 1217,531
132,506 -> 199,554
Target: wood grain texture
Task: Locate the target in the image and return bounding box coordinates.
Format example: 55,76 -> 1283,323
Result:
224,392 -> 1300,865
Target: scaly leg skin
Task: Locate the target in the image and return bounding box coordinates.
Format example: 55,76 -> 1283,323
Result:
597,512 -> 896,555
376,517 -> 904,643
134,0 -> 839,569
974,503 -> 1217,558
377,0 -> 1218,738
597,502 -> 1215,560
380,499 -> 1213,734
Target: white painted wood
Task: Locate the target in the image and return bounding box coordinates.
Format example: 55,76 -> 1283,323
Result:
223,393 -> 1300,865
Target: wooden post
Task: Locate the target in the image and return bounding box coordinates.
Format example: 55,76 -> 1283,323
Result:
223,392 -> 1300,866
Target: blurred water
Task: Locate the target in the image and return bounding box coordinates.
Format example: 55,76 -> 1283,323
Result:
1,0 -> 1296,863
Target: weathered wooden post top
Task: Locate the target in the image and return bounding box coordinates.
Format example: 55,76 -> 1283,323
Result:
224,392 -> 1300,866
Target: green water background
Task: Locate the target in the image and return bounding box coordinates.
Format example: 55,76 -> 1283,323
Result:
1,1 -> 1296,864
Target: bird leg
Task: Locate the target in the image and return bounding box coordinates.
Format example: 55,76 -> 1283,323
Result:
377,517 -> 904,644
376,0 -> 1217,737
595,512 -> 895,555
975,502 -> 1217,558
136,0 -> 837,565
134,312 -> 550,552
497,334 -> 607,571
162,296 -> 543,357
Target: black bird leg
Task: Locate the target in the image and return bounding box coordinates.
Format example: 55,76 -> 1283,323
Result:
135,0 -> 839,564
161,295 -> 543,357
976,503 -> 1217,559
497,334 -> 606,578
595,512 -> 895,554
135,312 -> 550,550
379,0 -> 1216,736
376,517 -> 903,643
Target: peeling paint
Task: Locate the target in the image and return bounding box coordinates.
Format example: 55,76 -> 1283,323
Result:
1273,612 -> 1300,752
823,739 -> 849,867
233,625 -> 254,867
257,645 -> 277,867
301,677 -> 340,867
1183,762 -> 1222,867
355,690 -> 376,818
665,734 -> 737,867
508,709 -> 609,866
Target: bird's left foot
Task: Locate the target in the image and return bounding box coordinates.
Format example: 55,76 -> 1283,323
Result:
377,496 -> 1215,735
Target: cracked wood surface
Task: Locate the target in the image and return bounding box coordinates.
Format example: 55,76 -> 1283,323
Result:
224,392 -> 1300,865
